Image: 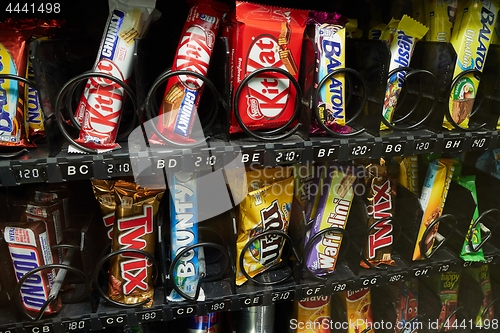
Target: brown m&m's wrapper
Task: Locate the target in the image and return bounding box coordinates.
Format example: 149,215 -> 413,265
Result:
108,180 -> 163,307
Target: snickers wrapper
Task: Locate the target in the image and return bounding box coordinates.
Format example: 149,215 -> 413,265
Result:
412,159 -> 455,260
108,180 -> 163,307
236,176 -> 294,285
92,179 -> 116,240
295,295 -> 331,333
360,159 -> 398,268
167,172 -> 203,301
3,221 -> 62,316
72,0 -> 157,152
305,165 -> 355,276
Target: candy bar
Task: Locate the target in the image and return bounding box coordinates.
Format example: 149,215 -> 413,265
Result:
92,179 -> 116,240
295,295 -> 331,333
343,288 -> 374,333
426,0 -> 458,42
108,180 -> 163,307
395,156 -> 420,197
437,271 -> 461,331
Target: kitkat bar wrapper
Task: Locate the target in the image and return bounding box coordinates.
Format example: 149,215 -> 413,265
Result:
443,0 -> 499,130
235,175 -> 294,285
0,19 -> 38,148
295,295 -> 331,333
437,271 -> 461,331
229,2 -> 308,134
468,265 -> 494,327
426,0 -> 458,42
395,155 -> 420,197
360,159 -> 398,268
155,0 -> 229,143
72,0 -> 156,152
167,172 -> 203,301
455,175 -> 485,262
92,179 -> 116,240
305,165 -> 356,276
3,221 -> 62,316
380,15 -> 428,130
412,158 -> 455,260
108,180 -> 163,307
344,288 -> 374,333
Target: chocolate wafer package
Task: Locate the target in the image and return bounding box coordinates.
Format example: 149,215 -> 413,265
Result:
108,180 -> 163,307
71,0 -> 157,152
360,159 -> 398,268
3,221 -> 63,316
92,179 -> 116,240
443,0 -> 499,130
305,164 -> 356,276
235,174 -> 294,285
155,0 -> 229,143
228,2 -> 308,134
412,158 -> 455,260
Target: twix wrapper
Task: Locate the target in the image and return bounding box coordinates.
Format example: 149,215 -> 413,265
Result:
228,2 -> 308,134
92,179 -> 116,240
443,0 -> 499,130
108,180 -> 163,307
412,158 -> 455,260
71,0 -> 157,153
155,0 -> 229,143
360,159 -> 398,268
305,165 -> 356,276
380,15 -> 429,130
236,175 -> 294,285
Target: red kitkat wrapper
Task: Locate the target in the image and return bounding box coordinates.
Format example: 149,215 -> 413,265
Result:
155,0 -> 229,143
228,2 -> 308,134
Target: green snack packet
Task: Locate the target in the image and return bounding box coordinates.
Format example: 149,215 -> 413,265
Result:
437,271 -> 461,331
468,264 -> 494,327
455,175 -> 485,262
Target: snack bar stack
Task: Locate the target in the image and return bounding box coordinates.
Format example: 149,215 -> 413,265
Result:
72,0 -> 157,152
156,0 -> 229,143
228,2 -> 308,134
443,0 -> 499,130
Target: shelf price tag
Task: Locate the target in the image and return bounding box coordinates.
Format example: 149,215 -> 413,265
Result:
387,273 -> 405,283
275,148 -> 303,165
348,142 -> 373,159
413,266 -> 432,277
12,164 -> 48,184
240,295 -> 263,307
382,142 -> 405,155
100,314 -> 127,328
104,158 -> 133,177
63,319 -> 91,332
271,290 -> 294,303
154,155 -> 182,172
314,145 -> 339,161
332,282 -> 348,293
443,137 -> 465,152
25,323 -> 54,333
240,149 -> 264,166
137,309 -> 163,323
60,161 -> 94,180
172,305 -> 197,318
414,138 -> 435,154
188,150 -> 223,171
302,285 -> 326,298
207,299 -> 231,313
360,276 -> 380,287
470,137 -> 489,150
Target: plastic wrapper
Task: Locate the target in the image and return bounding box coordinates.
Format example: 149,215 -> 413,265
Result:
228,1 -> 308,134
71,0 -> 157,152
437,271 -> 461,331
360,159 -> 398,268
412,158 -> 455,260
468,264 -> 494,327
304,165 -> 355,276
443,0 -> 499,130
395,155 -> 420,196
188,312 -> 221,333
92,179 -> 116,240
455,175 -> 485,262
425,0 -> 458,42
3,221 -> 62,316
235,175 -> 294,285
343,288 -> 374,333
154,0 -> 229,144
167,172 -> 203,301
108,180 -> 163,307
395,279 -> 419,333
295,295 -> 331,333
380,15 -> 429,130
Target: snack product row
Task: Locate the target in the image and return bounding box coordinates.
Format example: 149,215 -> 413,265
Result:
2,0 -> 500,155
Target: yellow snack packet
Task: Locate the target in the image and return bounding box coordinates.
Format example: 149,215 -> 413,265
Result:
295,296 -> 331,333
412,0 -> 427,25
412,158 -> 455,260
344,288 -> 375,333
395,155 -> 420,196
380,16 -> 429,130
235,176 -> 294,285
427,0 -> 458,42
443,0 -> 499,130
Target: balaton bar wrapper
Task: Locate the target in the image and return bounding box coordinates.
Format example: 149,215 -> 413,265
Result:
236,175 -> 294,285
228,2 -> 308,134
72,0 -> 156,152
305,165 -> 356,276
108,180 -> 163,307
412,158 -> 455,260
380,15 -> 428,130
443,0 -> 499,130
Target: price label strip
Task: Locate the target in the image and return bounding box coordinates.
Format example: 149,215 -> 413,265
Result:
348,142 -> 374,159
104,158 -> 133,177
274,148 -> 303,165
12,164 -> 48,184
